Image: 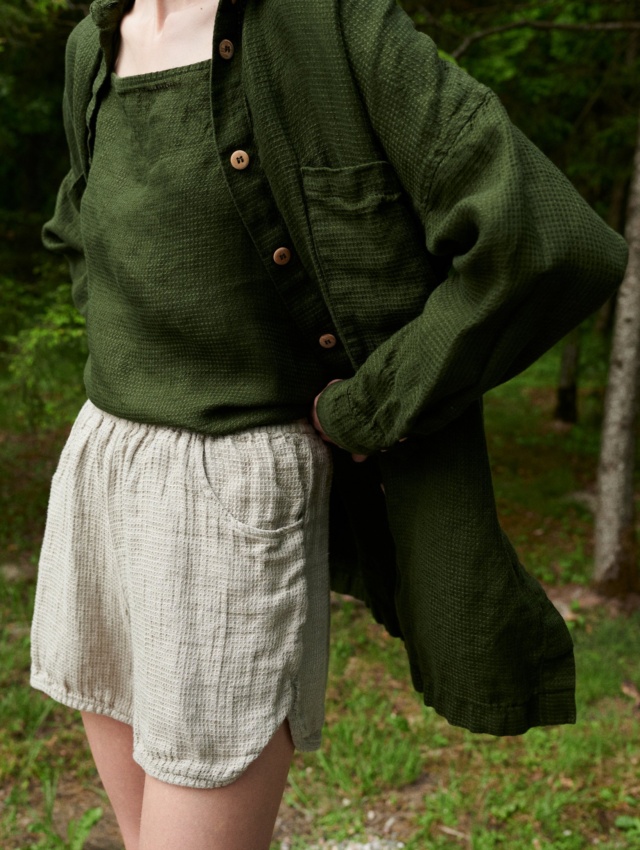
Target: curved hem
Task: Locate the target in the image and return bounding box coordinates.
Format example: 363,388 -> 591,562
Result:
30,670 -> 133,726
30,670 -> 323,788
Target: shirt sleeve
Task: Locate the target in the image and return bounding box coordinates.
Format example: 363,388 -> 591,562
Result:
41,24 -> 89,319
315,0 -> 629,456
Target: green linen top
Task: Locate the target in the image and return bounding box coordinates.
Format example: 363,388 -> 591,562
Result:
79,57 -> 327,434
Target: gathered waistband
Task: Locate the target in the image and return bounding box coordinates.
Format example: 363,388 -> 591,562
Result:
78,399 -> 318,441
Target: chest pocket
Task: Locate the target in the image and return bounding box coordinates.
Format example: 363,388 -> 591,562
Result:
300,159 -> 446,366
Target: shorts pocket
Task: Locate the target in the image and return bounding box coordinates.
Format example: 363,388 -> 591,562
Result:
195,430 -> 312,539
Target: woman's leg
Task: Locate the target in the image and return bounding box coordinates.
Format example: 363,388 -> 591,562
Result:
80,711 -> 145,850
138,717 -> 295,850
81,712 -> 295,850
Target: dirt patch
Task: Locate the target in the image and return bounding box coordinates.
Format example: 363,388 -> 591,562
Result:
544,581 -> 640,618
52,778 -> 122,850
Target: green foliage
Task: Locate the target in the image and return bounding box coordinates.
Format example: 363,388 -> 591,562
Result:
2,270 -> 86,431
26,764 -> 103,850
615,815 -> 640,839
0,276 -> 40,339
0,0 -> 85,232
311,688 -> 423,795
403,0 -> 639,218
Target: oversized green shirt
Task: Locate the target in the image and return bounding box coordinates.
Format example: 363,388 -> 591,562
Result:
43,0 -> 629,736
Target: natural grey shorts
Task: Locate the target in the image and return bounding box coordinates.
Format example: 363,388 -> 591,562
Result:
30,399 -> 334,789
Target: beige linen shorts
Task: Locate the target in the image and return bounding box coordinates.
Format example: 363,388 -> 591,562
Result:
30,399 -> 333,788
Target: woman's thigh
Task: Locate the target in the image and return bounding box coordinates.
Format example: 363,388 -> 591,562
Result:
81,712 -> 294,850
81,711 -> 145,850
138,718 -> 295,850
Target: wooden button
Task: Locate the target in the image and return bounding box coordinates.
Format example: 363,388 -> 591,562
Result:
230,150 -> 250,170
273,247 -> 291,265
319,334 -> 337,348
219,39 -> 235,59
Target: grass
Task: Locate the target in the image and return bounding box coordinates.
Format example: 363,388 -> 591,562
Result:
279,599 -> 640,850
1,335 -> 639,849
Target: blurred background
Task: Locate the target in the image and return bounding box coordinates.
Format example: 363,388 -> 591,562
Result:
1,1 -> 639,849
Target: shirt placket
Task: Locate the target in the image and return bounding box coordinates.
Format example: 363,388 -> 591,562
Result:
210,0 -> 354,377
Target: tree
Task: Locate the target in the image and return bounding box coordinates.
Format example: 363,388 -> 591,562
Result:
554,325 -> 581,424
0,0 -> 86,284
593,112 -> 640,596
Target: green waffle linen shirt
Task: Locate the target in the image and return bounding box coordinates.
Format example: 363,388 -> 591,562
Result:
42,0 -> 629,736
76,56 -> 328,433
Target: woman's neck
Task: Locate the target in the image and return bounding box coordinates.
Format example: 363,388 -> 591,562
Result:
115,0 -> 218,77
131,0 -> 216,32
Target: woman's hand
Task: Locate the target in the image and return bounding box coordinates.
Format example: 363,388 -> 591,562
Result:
310,379 -> 369,463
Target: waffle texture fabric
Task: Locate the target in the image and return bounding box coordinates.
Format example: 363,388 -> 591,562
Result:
30,400 -> 333,788
70,57 -> 326,434
40,0 -> 629,736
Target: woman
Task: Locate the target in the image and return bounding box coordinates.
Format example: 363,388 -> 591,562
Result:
31,0 -> 628,848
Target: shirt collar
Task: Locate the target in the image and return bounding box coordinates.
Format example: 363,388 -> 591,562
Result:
89,0 -> 133,34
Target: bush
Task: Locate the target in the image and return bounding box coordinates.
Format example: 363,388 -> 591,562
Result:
2,269 -> 86,431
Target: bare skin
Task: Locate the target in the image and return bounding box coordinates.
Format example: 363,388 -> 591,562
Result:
115,0 -> 219,77
81,711 -> 295,850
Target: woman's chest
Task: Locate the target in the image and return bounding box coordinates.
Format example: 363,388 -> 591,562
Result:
114,0 -> 219,77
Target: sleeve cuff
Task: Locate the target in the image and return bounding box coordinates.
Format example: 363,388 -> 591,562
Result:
314,378 -> 389,456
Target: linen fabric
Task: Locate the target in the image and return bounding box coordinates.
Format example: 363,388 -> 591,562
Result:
40,0 -> 630,736
76,58 -> 327,434
30,400 -> 333,788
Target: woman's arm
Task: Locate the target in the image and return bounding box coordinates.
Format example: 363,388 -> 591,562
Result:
314,0 -> 628,457
42,23 -> 89,318
42,169 -> 88,318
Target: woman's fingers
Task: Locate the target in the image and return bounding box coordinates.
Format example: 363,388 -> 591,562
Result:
311,378 -> 383,461
311,381 -> 368,461
310,379 -> 344,445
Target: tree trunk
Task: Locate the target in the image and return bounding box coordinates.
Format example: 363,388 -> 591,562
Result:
595,291 -> 617,337
554,325 -> 581,423
595,178 -> 629,335
593,112 -> 640,596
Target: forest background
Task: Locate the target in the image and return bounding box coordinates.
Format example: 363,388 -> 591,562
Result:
1,1 -> 640,849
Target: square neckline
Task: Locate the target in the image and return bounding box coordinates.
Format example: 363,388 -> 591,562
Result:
110,58 -> 212,93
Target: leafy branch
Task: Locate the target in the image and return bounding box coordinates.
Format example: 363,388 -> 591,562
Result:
451,18 -> 640,60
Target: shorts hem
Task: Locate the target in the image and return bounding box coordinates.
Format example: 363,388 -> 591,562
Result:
131,724 -> 322,789
291,733 -> 322,751
30,670 -> 323,788
30,670 -> 133,726
131,748 -> 247,789
286,677 -> 322,752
